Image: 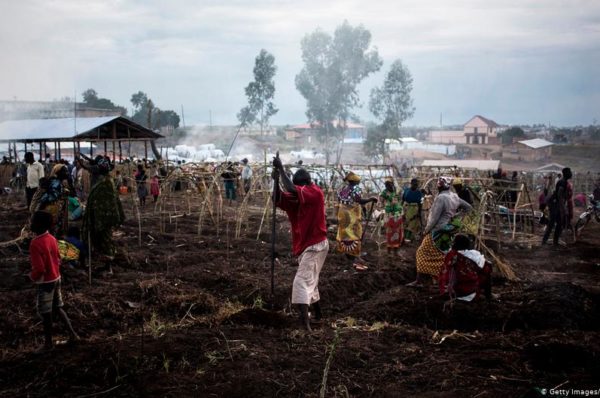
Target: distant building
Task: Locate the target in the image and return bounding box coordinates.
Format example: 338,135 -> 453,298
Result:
285,121 -> 366,145
463,115 -> 500,144
502,138 -> 553,162
426,130 -> 466,144
240,126 -> 276,136
427,115 -> 502,145
0,100 -> 123,122
421,159 -> 500,171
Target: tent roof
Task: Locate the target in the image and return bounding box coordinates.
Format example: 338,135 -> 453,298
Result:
421,159 -> 500,171
0,116 -> 162,143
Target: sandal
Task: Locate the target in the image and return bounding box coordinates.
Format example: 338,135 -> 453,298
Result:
354,263 -> 369,271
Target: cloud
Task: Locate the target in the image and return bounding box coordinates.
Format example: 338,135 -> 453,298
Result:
0,0 -> 599,125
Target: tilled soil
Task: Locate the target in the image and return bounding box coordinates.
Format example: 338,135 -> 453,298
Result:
0,192 -> 599,397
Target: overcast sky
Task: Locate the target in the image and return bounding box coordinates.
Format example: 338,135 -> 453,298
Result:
1,0 -> 599,127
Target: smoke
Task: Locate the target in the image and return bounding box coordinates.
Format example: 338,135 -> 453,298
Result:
164,125 -> 274,163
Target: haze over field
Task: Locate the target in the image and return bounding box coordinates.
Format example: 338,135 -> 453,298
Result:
1,0 -> 599,126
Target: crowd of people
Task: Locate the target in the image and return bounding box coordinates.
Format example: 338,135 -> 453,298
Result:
6,151 -> 586,347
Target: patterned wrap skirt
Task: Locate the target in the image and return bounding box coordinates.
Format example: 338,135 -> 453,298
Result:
386,214 -> 403,248
404,203 -> 421,236
336,203 -> 363,257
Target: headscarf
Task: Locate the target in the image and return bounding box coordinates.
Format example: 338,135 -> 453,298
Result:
437,177 -> 452,190
345,171 -> 361,183
96,157 -> 110,173
50,164 -> 67,179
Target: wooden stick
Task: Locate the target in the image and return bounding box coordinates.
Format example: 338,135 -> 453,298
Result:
88,229 -> 92,285
271,152 -> 279,296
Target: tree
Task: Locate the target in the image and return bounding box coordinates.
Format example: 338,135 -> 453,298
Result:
367,59 -> 415,160
363,123 -> 388,160
501,127 -> 525,144
131,91 -> 148,111
295,21 -> 382,165
129,93 -> 180,129
82,89 -> 98,104
237,49 -> 278,135
81,88 -> 127,115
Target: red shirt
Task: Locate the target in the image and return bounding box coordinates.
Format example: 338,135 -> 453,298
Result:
277,183 -> 327,256
29,232 -> 61,284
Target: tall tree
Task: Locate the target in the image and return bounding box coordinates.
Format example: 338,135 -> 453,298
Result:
367,59 -> 415,160
295,21 -> 382,164
131,91 -> 148,111
130,93 -> 179,129
237,49 -> 278,135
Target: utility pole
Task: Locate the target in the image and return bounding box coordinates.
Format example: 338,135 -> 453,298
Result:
74,89 -> 77,133
181,105 -> 186,128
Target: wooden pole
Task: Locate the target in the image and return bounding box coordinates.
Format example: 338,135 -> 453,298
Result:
58,141 -> 62,161
8,141 -> 12,163
119,141 -> 122,162
271,151 -> 280,296
88,229 -> 92,285
112,123 -> 117,162
90,142 -> 93,157
144,141 -> 148,161
39,142 -> 43,161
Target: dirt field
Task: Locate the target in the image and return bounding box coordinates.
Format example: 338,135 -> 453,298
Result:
0,190 -> 599,397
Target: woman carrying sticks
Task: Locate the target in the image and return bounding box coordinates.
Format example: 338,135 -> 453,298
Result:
272,157 -> 328,332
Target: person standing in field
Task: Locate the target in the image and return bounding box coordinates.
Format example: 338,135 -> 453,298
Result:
408,177 -> 472,287
25,152 -> 44,208
134,164 -> 148,207
543,167 -> 574,247
79,154 -> 124,265
29,164 -> 71,237
150,174 -> 160,203
379,177 -> 403,255
221,162 -> 238,203
402,178 -> 423,242
335,171 -> 377,268
241,158 -> 253,195
29,210 -> 78,352
272,157 -> 328,332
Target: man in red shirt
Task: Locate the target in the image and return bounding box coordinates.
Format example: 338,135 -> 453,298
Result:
30,211 -> 78,351
273,157 -> 328,331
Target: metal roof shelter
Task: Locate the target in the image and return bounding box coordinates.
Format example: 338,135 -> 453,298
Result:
421,159 -> 500,171
0,116 -> 162,162
518,138 -> 553,149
